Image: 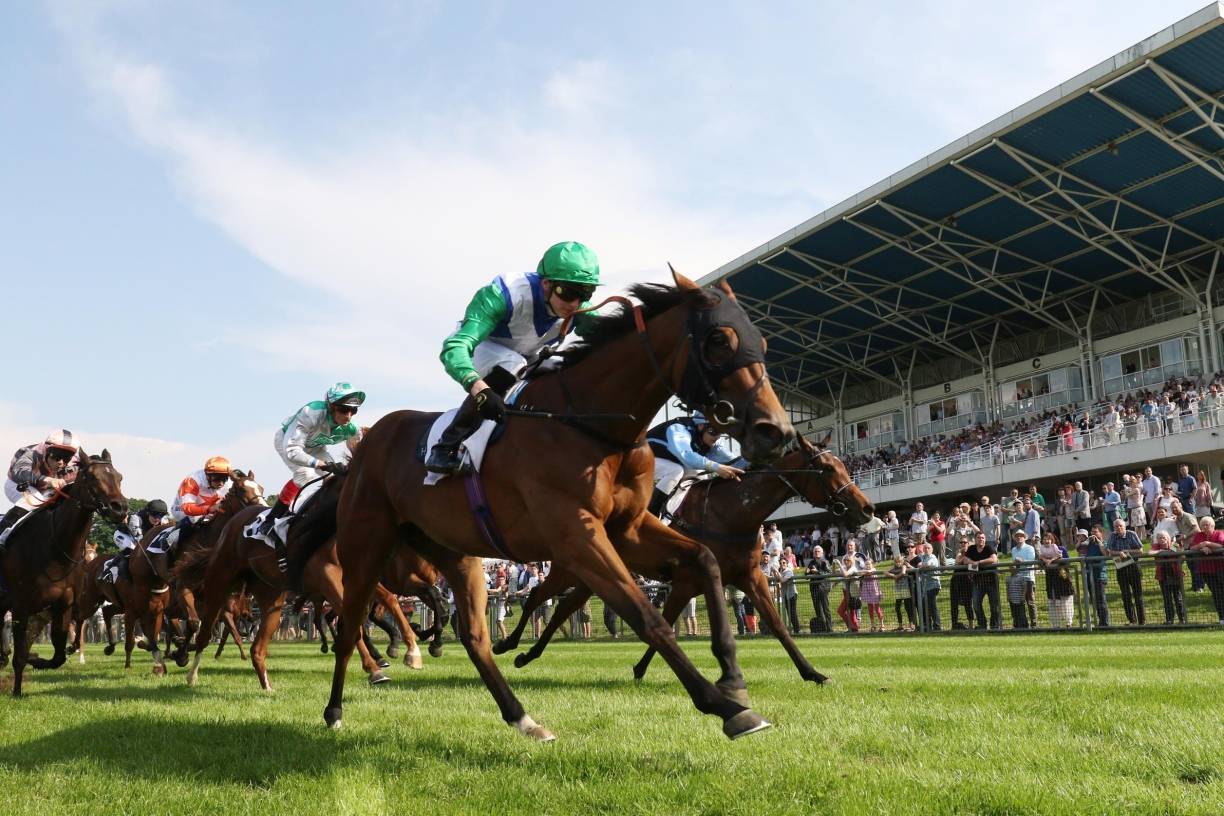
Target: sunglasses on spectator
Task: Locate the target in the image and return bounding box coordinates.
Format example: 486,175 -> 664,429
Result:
551,283 -> 596,303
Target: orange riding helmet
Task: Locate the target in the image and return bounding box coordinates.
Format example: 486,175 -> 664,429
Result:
204,456 -> 232,476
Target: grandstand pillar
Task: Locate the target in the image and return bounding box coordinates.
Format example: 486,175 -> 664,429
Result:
899,378 -> 914,442
1079,332 -> 1096,402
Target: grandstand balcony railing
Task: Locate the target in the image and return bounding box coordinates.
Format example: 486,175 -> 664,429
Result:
844,402 -> 1224,494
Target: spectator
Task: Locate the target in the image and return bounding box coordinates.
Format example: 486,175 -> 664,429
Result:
778,559 -> 799,635
1101,481 -> 1121,529
883,510 -> 901,557
1073,480 -> 1091,530
1028,484 -> 1046,518
805,545 -> 832,633
1005,565 -> 1029,629
836,552 -> 862,633
764,522 -> 783,559
928,511 -> 947,562
1152,507 -> 1178,545
1129,491 -> 1148,543
1151,530 -> 1187,625
1011,530 -> 1039,628
1141,466 -> 1161,524
981,502 -> 1002,555
727,585 -> 746,636
1039,531 -> 1075,628
965,531 -> 1001,630
1077,527 -> 1110,627
917,542 -> 942,631
1193,470 -> 1214,519
1176,464 -> 1195,509
860,559 -> 884,633
1022,498 -> 1042,543
949,537 -> 974,630
1122,474 -> 1142,528
1106,517 -> 1146,626
1057,484 -> 1076,549
1190,517 -> 1224,623
888,554 -> 916,632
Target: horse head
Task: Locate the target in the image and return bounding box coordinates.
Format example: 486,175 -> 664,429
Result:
225,469 -> 269,510
672,266 -> 793,463
74,448 -> 129,523
781,434 -> 874,526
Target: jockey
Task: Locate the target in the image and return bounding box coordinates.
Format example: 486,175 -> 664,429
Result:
645,411 -> 745,516
258,382 -> 365,565
106,499 -> 168,583
0,430 -> 81,543
425,241 -> 601,475
171,456 -> 233,532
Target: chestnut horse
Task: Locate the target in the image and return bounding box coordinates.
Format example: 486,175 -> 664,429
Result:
181,476 -> 422,690
316,271 -> 793,740
106,470 -> 265,675
0,450 -> 128,696
497,438 -> 875,682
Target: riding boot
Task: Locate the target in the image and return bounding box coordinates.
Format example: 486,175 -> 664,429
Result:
0,506 -> 29,548
117,550 -> 131,582
258,499 -> 292,572
425,394 -> 485,475
648,488 -> 669,518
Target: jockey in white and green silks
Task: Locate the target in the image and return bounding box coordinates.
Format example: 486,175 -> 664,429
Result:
259,382 -> 365,565
425,241 -> 601,475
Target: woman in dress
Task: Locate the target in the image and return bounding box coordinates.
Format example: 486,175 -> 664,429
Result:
1039,531 -> 1075,628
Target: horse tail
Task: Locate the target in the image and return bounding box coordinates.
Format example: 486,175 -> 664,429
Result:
286,476 -> 342,592
173,545 -> 214,591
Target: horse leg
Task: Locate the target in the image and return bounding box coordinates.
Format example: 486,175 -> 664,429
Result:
75,610 -> 87,665
492,582 -> 549,655
369,605 -> 401,659
634,516 -> 748,706
567,524 -> 766,739
186,550 -> 243,686
214,620 -> 230,659
28,604 -> 71,670
374,584 -> 420,670
361,622 -> 387,667
102,605 -> 118,656
145,607 -> 167,677
123,613 -> 136,669
10,610 -> 30,696
631,584 -> 691,682
423,584 -> 448,657
249,587 -> 285,691
514,587 -> 590,669
742,568 -> 827,684
315,607 -> 329,653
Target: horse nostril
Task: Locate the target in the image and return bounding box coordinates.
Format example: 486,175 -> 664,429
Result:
109,500 -> 127,516
751,421 -> 785,452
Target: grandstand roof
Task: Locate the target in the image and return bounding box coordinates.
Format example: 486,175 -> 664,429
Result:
701,3 -> 1224,411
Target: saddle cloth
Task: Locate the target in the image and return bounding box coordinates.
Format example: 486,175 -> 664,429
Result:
0,507 -> 38,546
244,477 -> 326,549
662,480 -> 698,524
145,525 -> 178,555
422,381 -> 527,487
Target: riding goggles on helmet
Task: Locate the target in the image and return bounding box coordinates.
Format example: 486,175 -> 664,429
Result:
551,282 -> 596,303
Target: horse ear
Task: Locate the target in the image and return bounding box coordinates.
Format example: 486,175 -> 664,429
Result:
717,278 -> 738,303
669,263 -> 699,291
247,469 -> 254,481
817,432 -> 832,450
101,448 -> 111,462
231,469 -> 246,482
77,446 -> 90,462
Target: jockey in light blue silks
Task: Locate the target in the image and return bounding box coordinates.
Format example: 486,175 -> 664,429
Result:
645,410 -> 745,517
425,241 -> 601,475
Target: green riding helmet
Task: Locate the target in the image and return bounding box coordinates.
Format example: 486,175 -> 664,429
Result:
326,382 -> 366,407
536,241 -> 600,286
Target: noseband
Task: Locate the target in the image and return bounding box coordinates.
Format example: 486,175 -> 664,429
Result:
765,448 -> 855,517
679,289 -> 769,435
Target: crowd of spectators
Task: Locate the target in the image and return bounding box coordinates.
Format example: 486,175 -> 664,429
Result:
840,374 -> 1224,481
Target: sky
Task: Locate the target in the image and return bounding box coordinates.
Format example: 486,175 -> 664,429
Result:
0,0 -> 1210,501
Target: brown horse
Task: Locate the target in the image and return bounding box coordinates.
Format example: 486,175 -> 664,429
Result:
497,438 -> 875,682
379,547 -> 449,660
0,450 -> 128,696
210,592 -> 254,660
181,476 -> 417,690
316,271 -> 793,740
105,470 -> 265,675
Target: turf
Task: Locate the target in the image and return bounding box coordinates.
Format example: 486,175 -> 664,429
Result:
1,631 -> 1222,815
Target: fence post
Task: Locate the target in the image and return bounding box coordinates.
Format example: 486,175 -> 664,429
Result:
1077,561 -> 1093,631
915,574 -> 926,632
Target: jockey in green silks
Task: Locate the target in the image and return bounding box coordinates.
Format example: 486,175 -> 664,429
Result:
425,241 -> 600,475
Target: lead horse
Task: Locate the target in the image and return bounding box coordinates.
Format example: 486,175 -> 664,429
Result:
315,270 -> 794,739
496,437 -> 875,682
0,450 -> 128,695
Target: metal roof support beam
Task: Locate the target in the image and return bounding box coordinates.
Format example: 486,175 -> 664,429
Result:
762,255 -> 984,367
857,201 -> 1081,338
952,149 -> 1200,301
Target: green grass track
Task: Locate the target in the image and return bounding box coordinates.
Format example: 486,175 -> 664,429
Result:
0,631 -> 1222,815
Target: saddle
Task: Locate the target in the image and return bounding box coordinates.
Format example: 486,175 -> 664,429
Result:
419,381 -> 525,487
244,478 -> 326,549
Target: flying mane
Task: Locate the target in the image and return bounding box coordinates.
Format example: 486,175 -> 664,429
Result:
558,283 -> 711,369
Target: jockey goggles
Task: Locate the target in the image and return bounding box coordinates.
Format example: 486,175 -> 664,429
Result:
550,282 -> 595,303
46,448 -> 73,463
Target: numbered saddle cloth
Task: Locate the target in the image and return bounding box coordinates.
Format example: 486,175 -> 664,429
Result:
243,478 -> 326,549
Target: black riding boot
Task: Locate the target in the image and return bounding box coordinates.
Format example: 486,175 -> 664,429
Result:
425,394 -> 485,475
648,488 -> 669,518
259,499 -> 291,572
117,550 -> 132,582
0,506 -> 29,548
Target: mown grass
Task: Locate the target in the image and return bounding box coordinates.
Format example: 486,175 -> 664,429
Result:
1,631 -> 1222,815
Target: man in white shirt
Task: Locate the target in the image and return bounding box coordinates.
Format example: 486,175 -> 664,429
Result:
1010,530 -> 1038,627
1141,466 -> 1162,523
763,522 -> 783,558
909,502 -> 929,539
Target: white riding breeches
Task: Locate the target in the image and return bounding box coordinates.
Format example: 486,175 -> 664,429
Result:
653,459 -> 688,495
4,478 -> 56,511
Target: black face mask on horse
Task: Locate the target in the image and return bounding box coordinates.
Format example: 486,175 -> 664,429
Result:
677,287 -> 768,431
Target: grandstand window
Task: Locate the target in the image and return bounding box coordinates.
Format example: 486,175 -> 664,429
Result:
914,391 -> 985,438
998,367 -> 1083,421
843,411 -> 905,453
1099,337 -> 1201,397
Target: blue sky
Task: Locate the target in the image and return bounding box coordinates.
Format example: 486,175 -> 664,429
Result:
0,0 -> 1207,500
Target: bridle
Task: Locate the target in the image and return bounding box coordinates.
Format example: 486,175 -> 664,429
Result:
759,445 -> 855,517
52,461 -> 123,521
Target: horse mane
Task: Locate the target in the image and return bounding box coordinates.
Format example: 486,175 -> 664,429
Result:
557,283 -> 709,369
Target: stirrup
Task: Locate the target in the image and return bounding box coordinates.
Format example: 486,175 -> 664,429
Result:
425,444 -> 464,475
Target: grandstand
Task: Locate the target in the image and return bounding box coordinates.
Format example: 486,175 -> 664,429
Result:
697,3 -> 1224,522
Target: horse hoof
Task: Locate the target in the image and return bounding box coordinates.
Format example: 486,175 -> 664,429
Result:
513,653 -> 531,669
722,710 -> 772,740
320,644 -> 329,654
376,658 -> 390,669
718,685 -> 751,708
152,664 -> 166,677
805,672 -> 830,685
368,671 -> 390,686
324,707 -> 343,730
491,640 -> 511,655
513,715 -> 556,742
631,666 -> 647,682
386,645 -> 400,659
186,672 -> 198,688
405,653 -> 423,670
103,644 -> 115,656
428,643 -> 444,659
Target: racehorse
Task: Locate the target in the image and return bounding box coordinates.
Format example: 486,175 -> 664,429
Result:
314,270 -> 793,739
104,470 -> 265,675
0,450 -> 128,696
210,592 -> 254,660
496,437 -> 875,683
180,476 -> 419,690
